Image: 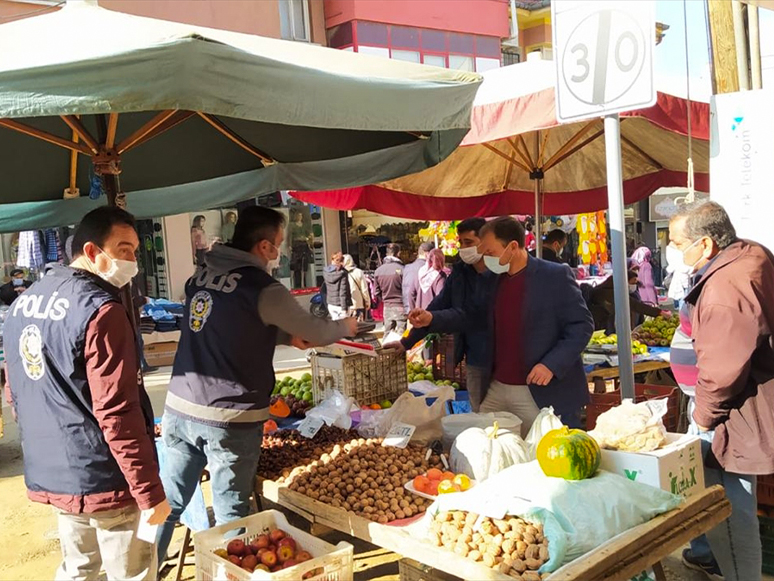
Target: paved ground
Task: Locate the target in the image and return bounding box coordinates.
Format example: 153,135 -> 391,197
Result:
1,364 -> 765,581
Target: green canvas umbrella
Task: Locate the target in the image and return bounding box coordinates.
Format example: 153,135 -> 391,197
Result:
0,0 -> 481,232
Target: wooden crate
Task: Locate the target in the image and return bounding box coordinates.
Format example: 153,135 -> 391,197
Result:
399,558 -> 462,581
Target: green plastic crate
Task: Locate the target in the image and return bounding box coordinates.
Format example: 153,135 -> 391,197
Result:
760,516 -> 774,575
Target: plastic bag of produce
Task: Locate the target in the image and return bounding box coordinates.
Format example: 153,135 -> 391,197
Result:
525,407 -> 564,460
376,386 -> 455,445
305,389 -> 355,430
412,461 -> 681,573
355,408 -> 389,438
588,398 -> 668,452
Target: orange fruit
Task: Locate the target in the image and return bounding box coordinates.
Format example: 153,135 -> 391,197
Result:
441,471 -> 455,481
452,474 -> 472,491
413,475 -> 429,493
426,468 -> 443,481
426,479 -> 441,496
369,403 -> 382,410
438,479 -> 460,494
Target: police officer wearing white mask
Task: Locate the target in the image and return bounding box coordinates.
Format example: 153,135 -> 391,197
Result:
4,207 -> 169,581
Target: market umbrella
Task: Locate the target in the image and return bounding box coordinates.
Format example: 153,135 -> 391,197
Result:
0,0 -> 481,232
292,55 -> 709,234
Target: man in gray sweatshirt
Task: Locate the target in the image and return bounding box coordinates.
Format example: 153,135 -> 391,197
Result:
156,207 -> 356,563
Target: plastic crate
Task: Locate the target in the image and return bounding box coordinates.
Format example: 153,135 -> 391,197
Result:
430,334 -> 466,389
194,509 -> 354,581
761,515 -> 774,575
398,558 -> 462,581
586,384 -> 680,431
311,348 -> 408,406
759,474 -> 774,508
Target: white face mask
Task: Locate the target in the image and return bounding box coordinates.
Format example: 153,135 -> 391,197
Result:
458,246 -> 482,265
97,249 -> 138,288
669,240 -> 703,274
628,284 -> 638,293
264,241 -> 281,274
483,245 -> 512,274
665,244 -> 693,275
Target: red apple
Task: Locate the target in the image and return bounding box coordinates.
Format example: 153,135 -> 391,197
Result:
282,559 -> 298,569
277,544 -> 296,564
296,550 -> 313,562
257,548 -> 269,557
260,549 -> 278,568
241,555 -> 258,572
252,534 -> 270,550
228,555 -> 242,567
269,529 -> 287,544
226,539 -> 246,557
278,537 -> 297,551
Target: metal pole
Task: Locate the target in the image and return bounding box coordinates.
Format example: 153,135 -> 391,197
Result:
749,5 -> 763,90
604,114 -> 635,400
533,131 -> 542,258
732,0 -> 751,91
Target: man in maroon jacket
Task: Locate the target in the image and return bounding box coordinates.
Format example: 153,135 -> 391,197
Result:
670,201 -> 774,581
4,207 -> 169,581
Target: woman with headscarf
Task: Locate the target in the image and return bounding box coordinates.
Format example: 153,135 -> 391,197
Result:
630,246 -> 658,305
413,248 -> 449,310
342,254 -> 371,321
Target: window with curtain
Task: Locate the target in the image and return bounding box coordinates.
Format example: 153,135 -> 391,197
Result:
279,0 -> 310,42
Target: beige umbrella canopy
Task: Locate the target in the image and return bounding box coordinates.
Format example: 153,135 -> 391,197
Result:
294,57 -> 709,220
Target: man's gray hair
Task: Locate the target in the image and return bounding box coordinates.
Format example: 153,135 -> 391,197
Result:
672,200 -> 737,250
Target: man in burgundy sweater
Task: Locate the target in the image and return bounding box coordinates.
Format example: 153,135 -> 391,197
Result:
4,207 -> 169,581
477,217 -> 593,433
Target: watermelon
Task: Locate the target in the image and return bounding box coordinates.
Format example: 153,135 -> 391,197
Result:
536,426 -> 601,480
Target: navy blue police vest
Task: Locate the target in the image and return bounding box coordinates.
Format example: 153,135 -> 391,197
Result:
4,265 -> 153,500
166,263 -> 277,428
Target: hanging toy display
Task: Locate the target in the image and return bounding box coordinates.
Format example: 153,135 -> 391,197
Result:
418,221 -> 460,256
577,211 -> 608,266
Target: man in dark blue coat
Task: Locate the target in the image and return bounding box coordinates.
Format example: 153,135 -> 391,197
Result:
394,218 -> 496,411
477,217 -> 593,431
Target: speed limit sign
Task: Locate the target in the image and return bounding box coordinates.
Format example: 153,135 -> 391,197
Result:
552,0 -> 656,122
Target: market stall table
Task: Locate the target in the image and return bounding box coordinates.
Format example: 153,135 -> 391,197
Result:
257,478 -> 730,581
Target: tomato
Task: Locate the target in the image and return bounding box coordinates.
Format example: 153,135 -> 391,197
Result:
426,468 -> 443,481
413,475 -> 429,493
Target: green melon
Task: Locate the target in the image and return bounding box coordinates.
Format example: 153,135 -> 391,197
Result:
536,426 -> 601,481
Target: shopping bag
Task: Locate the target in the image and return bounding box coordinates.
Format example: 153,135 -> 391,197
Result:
377,386 -> 455,445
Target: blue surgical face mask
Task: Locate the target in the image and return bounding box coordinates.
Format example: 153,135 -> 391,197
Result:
12,278 -> 24,287
483,245 -> 512,274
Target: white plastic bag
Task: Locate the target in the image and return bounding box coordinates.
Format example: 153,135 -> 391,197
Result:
441,412 -> 523,450
589,398 -> 668,452
355,408 -> 389,438
304,389 -> 355,430
525,407 -> 564,460
376,386 -> 455,445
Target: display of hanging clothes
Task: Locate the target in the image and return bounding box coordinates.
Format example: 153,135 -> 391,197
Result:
44,229 -> 63,263
16,231 -> 45,270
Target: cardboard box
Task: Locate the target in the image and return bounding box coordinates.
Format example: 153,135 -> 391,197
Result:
144,341 -> 178,368
599,433 -> 705,498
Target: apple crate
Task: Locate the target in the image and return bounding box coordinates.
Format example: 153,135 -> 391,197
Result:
311,349 -> 408,407
429,334 -> 466,389
194,509 -> 354,581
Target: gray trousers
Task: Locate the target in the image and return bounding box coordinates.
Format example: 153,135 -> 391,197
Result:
465,365 -> 490,413
55,505 -> 156,581
479,380 -> 540,438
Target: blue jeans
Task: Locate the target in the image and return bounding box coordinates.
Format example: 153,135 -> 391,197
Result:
689,423 -> 761,581
155,412 -> 263,565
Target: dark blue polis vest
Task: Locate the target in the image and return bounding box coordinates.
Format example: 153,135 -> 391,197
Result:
166,263 -> 278,428
4,265 -> 153,498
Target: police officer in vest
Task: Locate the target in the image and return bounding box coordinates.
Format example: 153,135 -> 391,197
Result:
4,207 -> 170,581
157,206 -> 356,563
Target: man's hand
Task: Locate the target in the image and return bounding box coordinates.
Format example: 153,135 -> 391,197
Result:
143,498 -> 171,526
383,341 -> 406,353
408,309 -> 433,328
342,317 -> 358,337
290,336 -> 314,350
527,364 -> 554,386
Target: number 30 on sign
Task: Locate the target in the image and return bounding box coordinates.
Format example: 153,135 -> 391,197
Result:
552,0 -> 656,122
